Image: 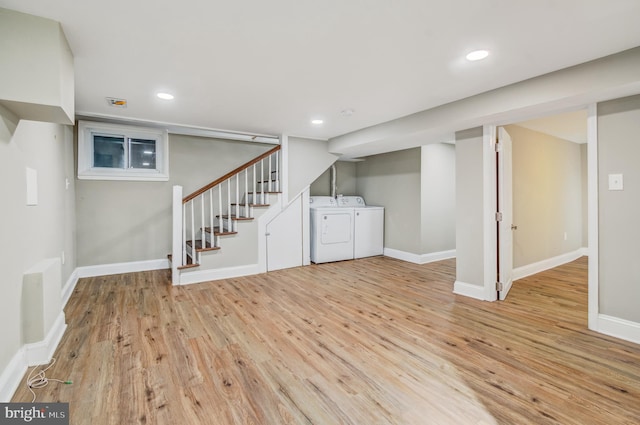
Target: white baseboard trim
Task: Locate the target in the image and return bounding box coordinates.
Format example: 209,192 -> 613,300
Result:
513,249 -> 585,281
24,312 -> 67,367
597,314 -> 640,345
579,246 -> 589,256
178,263 -> 263,285
453,280 -> 486,301
76,258 -> 170,279
384,248 -> 456,265
0,349 -> 27,402
0,313 -> 67,402
61,269 -> 79,307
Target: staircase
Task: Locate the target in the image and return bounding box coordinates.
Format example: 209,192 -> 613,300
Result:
169,145 -> 281,283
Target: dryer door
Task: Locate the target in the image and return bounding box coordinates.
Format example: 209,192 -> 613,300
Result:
321,212 -> 352,244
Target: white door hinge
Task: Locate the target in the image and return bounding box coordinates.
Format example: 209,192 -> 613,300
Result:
495,141 -> 502,152
496,281 -> 503,291
495,211 -> 503,222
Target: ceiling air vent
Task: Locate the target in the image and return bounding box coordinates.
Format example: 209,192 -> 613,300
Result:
106,97 -> 127,108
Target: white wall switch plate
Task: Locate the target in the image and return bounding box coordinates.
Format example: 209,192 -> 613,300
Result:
608,173 -> 624,191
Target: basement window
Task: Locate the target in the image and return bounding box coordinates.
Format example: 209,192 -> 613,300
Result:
77,121 -> 169,181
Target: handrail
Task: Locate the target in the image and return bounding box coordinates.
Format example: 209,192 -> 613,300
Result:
183,145 -> 281,203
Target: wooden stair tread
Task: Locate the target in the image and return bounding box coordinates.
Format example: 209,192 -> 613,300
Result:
216,215 -> 254,221
186,239 -> 221,252
203,226 -> 237,236
168,253 -> 200,270
230,203 -> 270,207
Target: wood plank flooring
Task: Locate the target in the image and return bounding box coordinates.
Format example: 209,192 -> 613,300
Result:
12,256 -> 640,424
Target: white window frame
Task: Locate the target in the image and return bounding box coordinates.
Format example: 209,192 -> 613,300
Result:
77,120 -> 169,181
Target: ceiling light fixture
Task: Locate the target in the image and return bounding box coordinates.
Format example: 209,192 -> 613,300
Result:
465,50 -> 489,61
157,92 -> 174,100
311,119 -> 324,125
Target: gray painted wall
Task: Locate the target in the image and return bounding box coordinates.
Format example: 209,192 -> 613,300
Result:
312,144 -> 456,256
310,161 -> 357,196
598,95 -> 640,323
0,105 -> 76,379
421,143 -> 456,253
287,137 -> 339,202
507,125 -> 584,268
75,134 -> 272,266
356,148 -> 422,254
455,128 -> 485,287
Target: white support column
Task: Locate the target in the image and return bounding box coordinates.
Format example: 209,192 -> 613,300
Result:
587,103 -> 599,331
172,185 -> 183,285
280,134 -> 289,204
482,125 -> 498,302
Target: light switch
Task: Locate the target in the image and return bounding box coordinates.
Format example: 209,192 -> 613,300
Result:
608,174 -> 623,191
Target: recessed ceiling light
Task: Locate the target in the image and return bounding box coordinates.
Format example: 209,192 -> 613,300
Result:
466,50 -> 490,61
157,92 -> 174,100
311,119 -> 324,125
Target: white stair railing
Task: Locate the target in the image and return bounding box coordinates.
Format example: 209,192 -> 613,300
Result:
171,146 -> 281,282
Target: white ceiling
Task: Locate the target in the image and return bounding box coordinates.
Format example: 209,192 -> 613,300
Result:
2,1 -> 640,148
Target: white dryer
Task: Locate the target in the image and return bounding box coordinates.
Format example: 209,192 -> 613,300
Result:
336,196 -> 384,258
309,196 -> 355,264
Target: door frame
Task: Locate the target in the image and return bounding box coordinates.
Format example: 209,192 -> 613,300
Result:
481,106 -> 598,328
482,125 -> 499,301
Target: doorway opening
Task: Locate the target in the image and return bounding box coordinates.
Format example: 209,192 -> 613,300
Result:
495,109 -> 589,301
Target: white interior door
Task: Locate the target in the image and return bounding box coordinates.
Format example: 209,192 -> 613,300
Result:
498,126 -> 514,300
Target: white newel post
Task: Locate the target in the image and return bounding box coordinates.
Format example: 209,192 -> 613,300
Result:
172,185 -> 183,285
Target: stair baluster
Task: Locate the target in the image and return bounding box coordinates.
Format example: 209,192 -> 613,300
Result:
171,145 -> 281,278
208,188 -> 214,248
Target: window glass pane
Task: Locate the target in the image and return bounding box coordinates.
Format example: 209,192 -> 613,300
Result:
93,135 -> 125,168
129,138 -> 156,169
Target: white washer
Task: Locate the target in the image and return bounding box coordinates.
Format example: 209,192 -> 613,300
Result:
336,196 -> 384,259
309,196 -> 355,263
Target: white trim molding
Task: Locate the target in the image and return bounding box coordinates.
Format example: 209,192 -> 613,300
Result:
76,258 -> 170,279
513,249 -> 586,281
61,269 -> 79,307
587,103 -> 599,331
453,280 -> 486,301
0,349 -> 27,402
383,248 -> 456,264
177,263 -> 262,285
0,313 -> 67,402
482,125 -> 499,302
24,312 -> 67,367
597,315 -> 640,345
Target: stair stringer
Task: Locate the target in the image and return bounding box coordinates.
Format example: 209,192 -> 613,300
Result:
175,193 -> 282,285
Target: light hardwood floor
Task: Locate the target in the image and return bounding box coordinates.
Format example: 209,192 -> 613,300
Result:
12,256 -> 640,424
